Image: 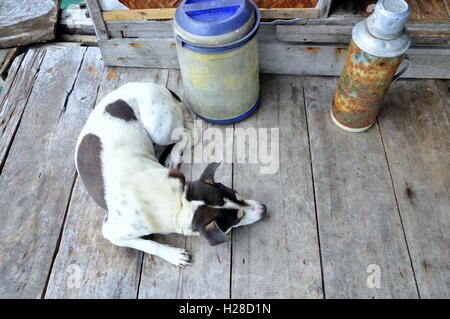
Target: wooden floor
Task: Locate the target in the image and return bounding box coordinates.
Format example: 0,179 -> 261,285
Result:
0,45 -> 449,299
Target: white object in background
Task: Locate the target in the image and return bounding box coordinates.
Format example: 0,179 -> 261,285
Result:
99,0 -> 129,11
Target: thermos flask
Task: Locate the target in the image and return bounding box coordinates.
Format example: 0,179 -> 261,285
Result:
331,0 -> 412,132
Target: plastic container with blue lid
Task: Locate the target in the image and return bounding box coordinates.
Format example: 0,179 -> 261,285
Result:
174,0 -> 261,123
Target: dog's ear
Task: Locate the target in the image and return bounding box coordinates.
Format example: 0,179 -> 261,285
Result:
192,205 -> 228,246
199,220 -> 229,246
200,162 -> 221,184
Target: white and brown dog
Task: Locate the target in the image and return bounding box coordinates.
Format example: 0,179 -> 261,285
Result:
75,82 -> 267,266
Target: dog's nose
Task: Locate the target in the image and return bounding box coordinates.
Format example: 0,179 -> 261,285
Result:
260,204 -> 267,216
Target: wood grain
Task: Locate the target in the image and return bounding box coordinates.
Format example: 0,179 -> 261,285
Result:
378,80 -> 450,298
86,0 -> 109,40
0,50 -> 45,171
276,24 -> 450,45
231,75 -> 323,298
93,32 -> 450,79
0,48 -> 19,76
101,8 -> 319,21
303,77 -> 419,298
98,38 -> 179,69
0,46 -> 87,298
45,65 -> 169,298
0,0 -> 58,49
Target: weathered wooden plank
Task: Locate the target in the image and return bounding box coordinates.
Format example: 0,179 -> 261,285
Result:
277,25 -> 353,43
316,0 -> 333,18
231,75 -> 323,298
104,19 -> 450,45
98,38 -> 179,69
303,77 -> 418,298
45,65 -> 169,298
276,24 -> 450,45
86,0 -> 109,40
378,80 -> 450,298
105,21 -> 278,42
0,0 -> 58,49
0,48 -> 19,76
0,46 -> 87,298
259,43 -> 450,79
0,50 -> 45,170
106,20 -> 174,39
101,8 -> 319,21
43,48 -> 123,298
95,36 -> 450,79
0,50 -> 9,66
259,8 -> 318,19
58,34 -> 98,46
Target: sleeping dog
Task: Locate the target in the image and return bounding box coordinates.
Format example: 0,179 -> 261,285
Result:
75,82 -> 267,266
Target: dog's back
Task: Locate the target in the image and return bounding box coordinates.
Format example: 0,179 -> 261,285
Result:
75,82 -> 184,212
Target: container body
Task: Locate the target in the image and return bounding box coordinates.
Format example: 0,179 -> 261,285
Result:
176,37 -> 260,123
331,40 -> 403,131
174,0 -> 260,123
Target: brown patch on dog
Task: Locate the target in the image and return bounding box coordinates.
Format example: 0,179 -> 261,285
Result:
87,65 -> 94,73
187,179 -> 248,207
191,205 -> 241,246
168,89 -> 181,102
187,181 -> 225,206
168,168 -> 185,189
77,134 -> 107,210
105,99 -> 137,121
187,163 -> 249,207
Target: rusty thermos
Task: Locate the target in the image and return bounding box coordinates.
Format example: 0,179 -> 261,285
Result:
331,0 -> 412,132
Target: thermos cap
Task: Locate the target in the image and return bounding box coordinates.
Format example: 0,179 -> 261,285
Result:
353,20 -> 410,58
367,0 -> 411,40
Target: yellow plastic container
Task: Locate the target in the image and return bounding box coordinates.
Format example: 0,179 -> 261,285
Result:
174,0 -> 261,123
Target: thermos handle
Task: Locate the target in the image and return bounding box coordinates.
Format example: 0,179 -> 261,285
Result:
392,55 -> 411,82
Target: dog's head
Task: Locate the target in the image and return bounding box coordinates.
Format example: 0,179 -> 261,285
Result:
186,163 -> 267,246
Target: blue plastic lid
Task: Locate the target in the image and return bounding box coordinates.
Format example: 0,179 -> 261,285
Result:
175,0 -> 254,36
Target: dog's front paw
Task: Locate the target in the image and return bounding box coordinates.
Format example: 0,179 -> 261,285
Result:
164,156 -> 181,169
160,247 -> 191,267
